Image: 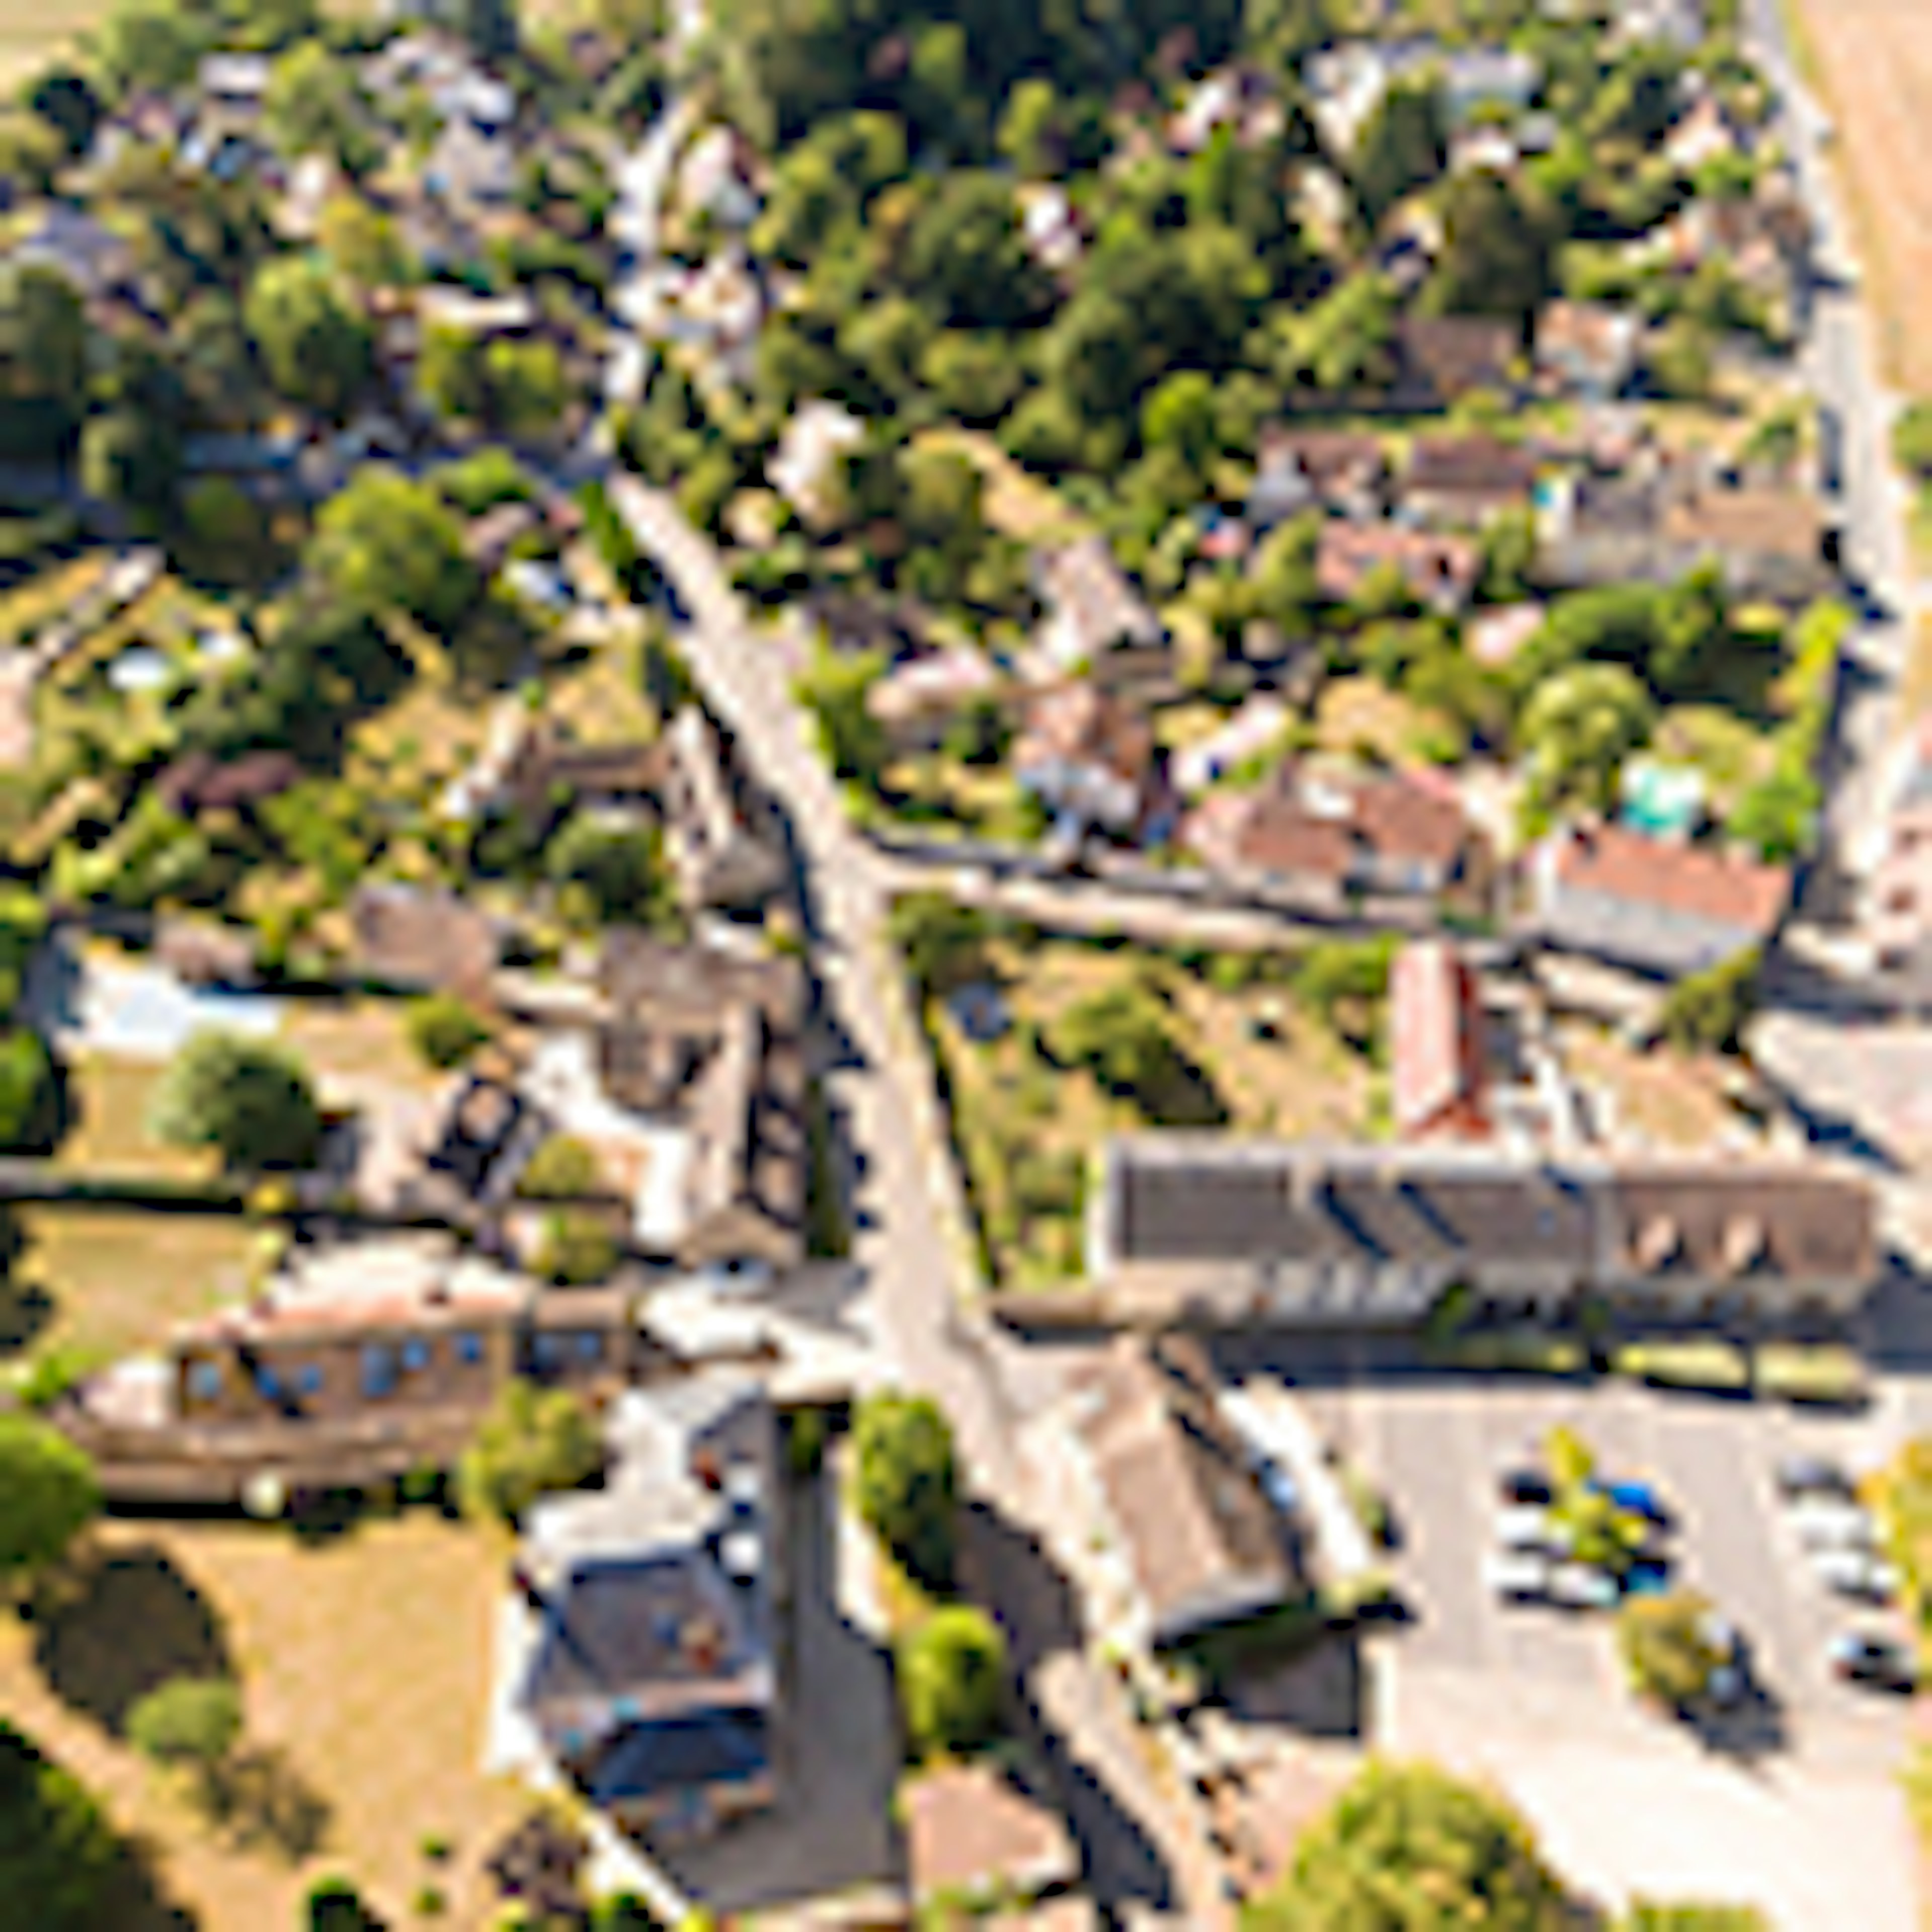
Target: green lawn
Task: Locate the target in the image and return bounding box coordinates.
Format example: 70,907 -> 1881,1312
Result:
5,1205 -> 258,1374
55,1053 -> 212,1179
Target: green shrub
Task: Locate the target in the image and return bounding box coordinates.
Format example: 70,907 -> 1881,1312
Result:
1613,1339 -> 1751,1393
515,1136 -> 602,1200
458,1380 -> 602,1524
536,1211 -> 618,1286
406,995 -> 492,1071
1753,1342 -> 1867,1407
899,1605 -> 1006,1757
1616,1590 -> 1724,1711
854,1393 -> 957,1593
1657,949 -> 1759,1057
126,1676 -> 242,1774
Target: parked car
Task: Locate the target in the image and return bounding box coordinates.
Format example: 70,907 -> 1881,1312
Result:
1790,1497 -> 1878,1552
1623,1556 -> 1672,1597
1495,1503 -> 1562,1553
1498,1466 -> 1554,1507
1547,1562 -> 1619,1611
695,1257 -> 775,1299
1699,1612 -> 1748,1707
1589,1478 -> 1672,1528
1254,1456 -> 1299,1516
1482,1549 -> 1552,1604
1777,1455 -> 1857,1503
1810,1546 -> 1900,1603
1827,1630 -> 1917,1693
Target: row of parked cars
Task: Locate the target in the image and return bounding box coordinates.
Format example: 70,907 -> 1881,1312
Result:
1480,1462 -> 1672,1613
1777,1456 -> 1918,1696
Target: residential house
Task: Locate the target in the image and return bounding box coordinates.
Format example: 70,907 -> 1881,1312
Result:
1182,762 -> 1490,911
1013,682 -> 1157,837
1056,1333 -> 1298,1651
462,500 -> 542,572
196,53 -> 271,120
350,883 -> 503,994
865,648 -> 1002,755
1468,602 -> 1544,668
1451,125 -> 1522,174
439,700 -> 666,826
1247,430 -> 1389,530
425,116 -> 515,211
675,125 -> 760,230
515,1374 -> 780,1839
768,401 -> 864,529
1029,537 -> 1170,695
158,1234 -> 633,1432
1394,315 -> 1519,410
1536,300 -> 1642,400
1172,694 -> 1290,798
1303,41 -> 1537,157
416,286 -> 538,337
903,1765 -> 1081,1916
1535,467 -> 1835,603
1316,522 -> 1481,613
1391,939 -> 1488,1140
1609,0 -> 1705,46
658,704 -> 786,912
1529,819 -> 1790,979
1870,716 -> 1932,974
1084,1137 -> 1877,1324
15,204 -> 137,304
274,153 -> 345,243
1169,66 -> 1283,153
1401,435 -> 1541,528
1018,184 -> 1084,274
508,932 -> 808,1269
153,749 -> 300,819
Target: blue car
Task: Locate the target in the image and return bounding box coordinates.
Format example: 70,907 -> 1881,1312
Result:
1591,1479 -> 1672,1527
1623,1558 -> 1671,1598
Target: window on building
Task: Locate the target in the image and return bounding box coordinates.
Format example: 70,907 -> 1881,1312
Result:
455,1331 -> 485,1366
401,1339 -> 431,1374
297,1364 -> 325,1397
187,1359 -> 223,1401
361,1343 -> 398,1399
576,1332 -> 604,1362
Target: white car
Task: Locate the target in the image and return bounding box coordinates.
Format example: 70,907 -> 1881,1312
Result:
695,1257 -> 776,1300
1809,1545 -> 1900,1602
1495,1504 -> 1563,1553
1547,1562 -> 1619,1611
1482,1549 -> 1552,1604
1789,1498 -> 1878,1551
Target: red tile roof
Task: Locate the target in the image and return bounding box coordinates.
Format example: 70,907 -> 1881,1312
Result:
1391,939 -> 1486,1138
1545,822 -> 1790,934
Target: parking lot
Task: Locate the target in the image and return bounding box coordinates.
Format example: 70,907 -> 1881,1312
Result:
1218,1344 -> 1921,1929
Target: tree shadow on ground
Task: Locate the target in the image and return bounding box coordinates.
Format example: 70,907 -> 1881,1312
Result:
203,1744 -> 333,1863
0,1271 -> 55,1353
30,1544 -> 235,1736
88,1832 -> 203,1932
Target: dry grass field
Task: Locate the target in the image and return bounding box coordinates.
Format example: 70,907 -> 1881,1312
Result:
1793,0 -> 1932,391
0,1517 -> 524,1932
0,0 -> 109,88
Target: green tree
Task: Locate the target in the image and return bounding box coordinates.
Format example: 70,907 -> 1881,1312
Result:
516,1136 -> 601,1199
485,338 -> 568,440
1351,80 -> 1445,229
1519,662 -> 1655,823
1657,948 -> 1759,1057
264,42 -> 378,176
854,1393 -> 957,1591
28,70 -> 100,158
0,1416 -> 98,1583
307,1874 -> 384,1930
0,1029 -> 64,1155
795,643 -> 890,791
1141,370 -> 1221,477
149,1030 -> 323,1171
1727,759 -> 1817,863
547,814 -> 676,928
458,1380 -> 602,1523
1620,1903 -> 1768,1931
899,1605 -> 1006,1756
318,195 -> 410,294
126,1676 -> 243,1783
1546,1422 -> 1595,1494
903,171 -> 1044,331
918,332 -> 1022,424
0,266 -> 86,462
243,258 -> 372,420
997,75 -> 1062,179
1245,1759 -> 1569,1931
1293,938 -> 1396,1053
536,1211 -> 618,1287
1648,316 -> 1715,402
1428,168 -> 1552,325
407,994 -> 493,1070
1276,272 -> 1400,396
96,0 -> 205,93
0,1721 -> 119,1929
311,467 -> 477,632
1894,400 -> 1932,481
889,894 -> 992,995
81,408 -> 180,522
1616,1591 -> 1725,1711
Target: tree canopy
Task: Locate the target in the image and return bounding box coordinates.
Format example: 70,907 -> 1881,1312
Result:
1244,1759 -> 1570,1931
0,1416 -> 99,1584
243,257 -> 373,421
149,1029 -> 323,1171
310,467 -> 479,633
0,1721 -> 120,1930
458,1379 -> 603,1523
899,1605 -> 1007,1756
854,1392 -> 957,1592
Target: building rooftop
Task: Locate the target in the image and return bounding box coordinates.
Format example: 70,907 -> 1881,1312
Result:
1539,821 -> 1790,939
902,1763 -> 1080,1905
